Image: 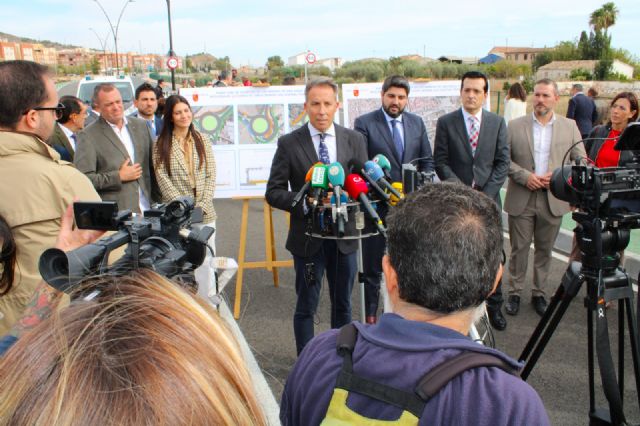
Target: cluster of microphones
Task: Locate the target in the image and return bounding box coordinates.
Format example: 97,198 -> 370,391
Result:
292,154 -> 404,239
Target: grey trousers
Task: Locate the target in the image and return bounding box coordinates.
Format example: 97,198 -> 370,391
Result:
507,191 -> 562,298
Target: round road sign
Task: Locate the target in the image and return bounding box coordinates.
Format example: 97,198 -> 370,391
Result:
167,56 -> 179,70
305,52 -> 317,64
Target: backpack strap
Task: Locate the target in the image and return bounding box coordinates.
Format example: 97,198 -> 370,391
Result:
415,351 -> 519,401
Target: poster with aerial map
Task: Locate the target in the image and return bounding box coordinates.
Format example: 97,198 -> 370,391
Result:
180,86 -> 306,198
342,80 -> 490,143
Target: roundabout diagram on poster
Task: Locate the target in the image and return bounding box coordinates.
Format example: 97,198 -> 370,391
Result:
238,104 -> 284,144
192,105 -> 234,145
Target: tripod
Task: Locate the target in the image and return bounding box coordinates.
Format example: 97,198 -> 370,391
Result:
519,213 -> 640,425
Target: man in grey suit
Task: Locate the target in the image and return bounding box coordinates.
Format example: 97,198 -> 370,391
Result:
47,95 -> 87,162
75,83 -> 156,213
504,79 -> 585,317
266,77 -> 368,355
434,70 -> 510,330
354,75 -> 434,323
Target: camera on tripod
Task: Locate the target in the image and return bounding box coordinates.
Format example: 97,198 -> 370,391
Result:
401,163 -> 436,194
39,197 -> 214,296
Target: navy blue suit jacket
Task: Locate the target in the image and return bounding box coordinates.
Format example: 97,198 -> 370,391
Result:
129,112 -> 164,137
354,108 -> 434,183
566,93 -> 597,137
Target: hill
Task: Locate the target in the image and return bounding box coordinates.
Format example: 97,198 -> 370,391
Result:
0,31 -> 80,50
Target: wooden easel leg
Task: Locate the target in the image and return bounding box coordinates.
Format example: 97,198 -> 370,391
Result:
234,199 -> 250,319
263,201 -> 273,272
269,205 -> 279,287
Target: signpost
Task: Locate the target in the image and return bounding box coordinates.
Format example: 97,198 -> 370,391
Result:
304,50 -> 316,84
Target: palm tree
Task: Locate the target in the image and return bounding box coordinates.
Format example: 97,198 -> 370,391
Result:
589,2 -> 619,36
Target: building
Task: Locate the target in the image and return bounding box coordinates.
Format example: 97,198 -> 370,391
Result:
288,52 -> 308,66
316,57 -> 343,71
536,59 -> 634,80
0,41 -> 21,61
437,55 -> 479,65
489,47 -> 548,65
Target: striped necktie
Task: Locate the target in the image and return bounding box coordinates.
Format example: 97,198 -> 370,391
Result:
318,133 -> 330,164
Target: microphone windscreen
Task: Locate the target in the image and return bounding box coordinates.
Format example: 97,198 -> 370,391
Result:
305,162 -> 321,182
344,174 -> 368,199
364,161 -> 385,181
311,164 -> 329,189
327,162 -> 345,187
348,159 -> 366,173
373,154 -> 391,171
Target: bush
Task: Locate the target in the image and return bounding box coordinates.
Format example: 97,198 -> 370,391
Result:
569,68 -> 593,80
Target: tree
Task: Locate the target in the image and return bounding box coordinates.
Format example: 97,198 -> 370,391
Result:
589,2 -> 619,36
532,51 -> 553,71
90,56 -> 101,75
266,55 -> 284,70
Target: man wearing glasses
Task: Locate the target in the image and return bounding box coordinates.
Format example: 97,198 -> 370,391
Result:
0,60 -> 100,334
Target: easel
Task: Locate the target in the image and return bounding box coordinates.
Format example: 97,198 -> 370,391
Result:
232,196 -> 293,319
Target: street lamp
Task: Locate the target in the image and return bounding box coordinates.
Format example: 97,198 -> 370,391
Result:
88,27 -> 109,74
92,0 -> 135,75
165,0 -> 176,91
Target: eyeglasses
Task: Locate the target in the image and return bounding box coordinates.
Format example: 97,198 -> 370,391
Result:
24,103 -> 66,120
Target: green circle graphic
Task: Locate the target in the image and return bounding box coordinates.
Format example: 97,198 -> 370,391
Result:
252,117 -> 268,134
202,115 -> 218,132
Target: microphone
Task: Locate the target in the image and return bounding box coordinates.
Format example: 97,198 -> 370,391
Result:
327,162 -> 347,237
310,163 -> 329,207
364,161 -> 403,200
291,163 -> 320,208
373,154 -> 392,180
348,159 -> 391,203
344,173 -> 386,236
390,182 -> 404,206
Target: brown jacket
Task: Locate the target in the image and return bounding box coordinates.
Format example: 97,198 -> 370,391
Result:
0,132 -> 100,334
153,132 -> 217,223
504,114 -> 585,217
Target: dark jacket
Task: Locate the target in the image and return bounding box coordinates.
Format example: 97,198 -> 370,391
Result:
586,124 -> 639,167
281,313 -> 550,426
567,93 -> 597,137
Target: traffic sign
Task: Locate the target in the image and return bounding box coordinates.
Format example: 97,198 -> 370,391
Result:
167,56 -> 179,70
305,52 -> 317,64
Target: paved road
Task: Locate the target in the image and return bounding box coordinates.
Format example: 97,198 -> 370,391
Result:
213,198 -> 639,425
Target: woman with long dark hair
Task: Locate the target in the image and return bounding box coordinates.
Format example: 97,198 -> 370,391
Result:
153,95 -> 217,297
503,82 -> 527,124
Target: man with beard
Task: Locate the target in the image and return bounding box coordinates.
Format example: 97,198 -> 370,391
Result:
503,79 -> 585,318
354,75 -> 434,324
433,71 -> 510,330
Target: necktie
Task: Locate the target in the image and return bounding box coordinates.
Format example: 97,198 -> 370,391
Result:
147,119 -> 155,135
318,133 -> 330,164
70,134 -> 77,149
391,119 -> 404,161
468,116 -> 479,155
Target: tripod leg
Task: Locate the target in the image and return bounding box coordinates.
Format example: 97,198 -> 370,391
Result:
519,263 -> 584,380
623,296 -> 640,408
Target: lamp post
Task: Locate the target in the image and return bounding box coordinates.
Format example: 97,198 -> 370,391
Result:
88,27 -> 109,74
92,0 -> 135,75
165,0 -> 176,91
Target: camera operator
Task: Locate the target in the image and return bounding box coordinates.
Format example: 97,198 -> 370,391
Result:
0,208 -> 266,425
281,183 -> 549,426
0,204 -> 105,355
0,60 -> 101,334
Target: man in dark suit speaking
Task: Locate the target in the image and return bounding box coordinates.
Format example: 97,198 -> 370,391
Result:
354,75 -> 434,323
434,71 -> 510,330
266,77 -> 368,355
75,83 -> 156,213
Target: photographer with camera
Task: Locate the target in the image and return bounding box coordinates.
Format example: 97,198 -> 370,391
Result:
0,60 -> 101,335
281,183 -> 549,426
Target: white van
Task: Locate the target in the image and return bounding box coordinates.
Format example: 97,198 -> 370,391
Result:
77,75 -> 137,116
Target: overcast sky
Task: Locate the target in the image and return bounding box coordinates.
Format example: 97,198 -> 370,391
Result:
3,0 -> 638,66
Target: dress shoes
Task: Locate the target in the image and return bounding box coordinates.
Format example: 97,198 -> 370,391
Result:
365,315 -> 377,325
531,296 -> 548,317
487,309 -> 507,331
505,295 -> 520,316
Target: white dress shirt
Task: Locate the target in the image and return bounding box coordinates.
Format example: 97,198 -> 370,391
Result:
532,112 -> 555,176
106,116 -> 151,211
58,123 -> 76,151
308,122 -> 337,164
382,108 -> 405,147
462,108 -> 483,139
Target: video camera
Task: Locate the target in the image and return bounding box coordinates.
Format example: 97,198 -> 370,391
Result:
39,197 -> 214,296
402,163 -> 436,194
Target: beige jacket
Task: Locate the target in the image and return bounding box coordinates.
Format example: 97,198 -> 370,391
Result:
0,131 -> 100,334
504,114 -> 586,217
153,132 -> 217,223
